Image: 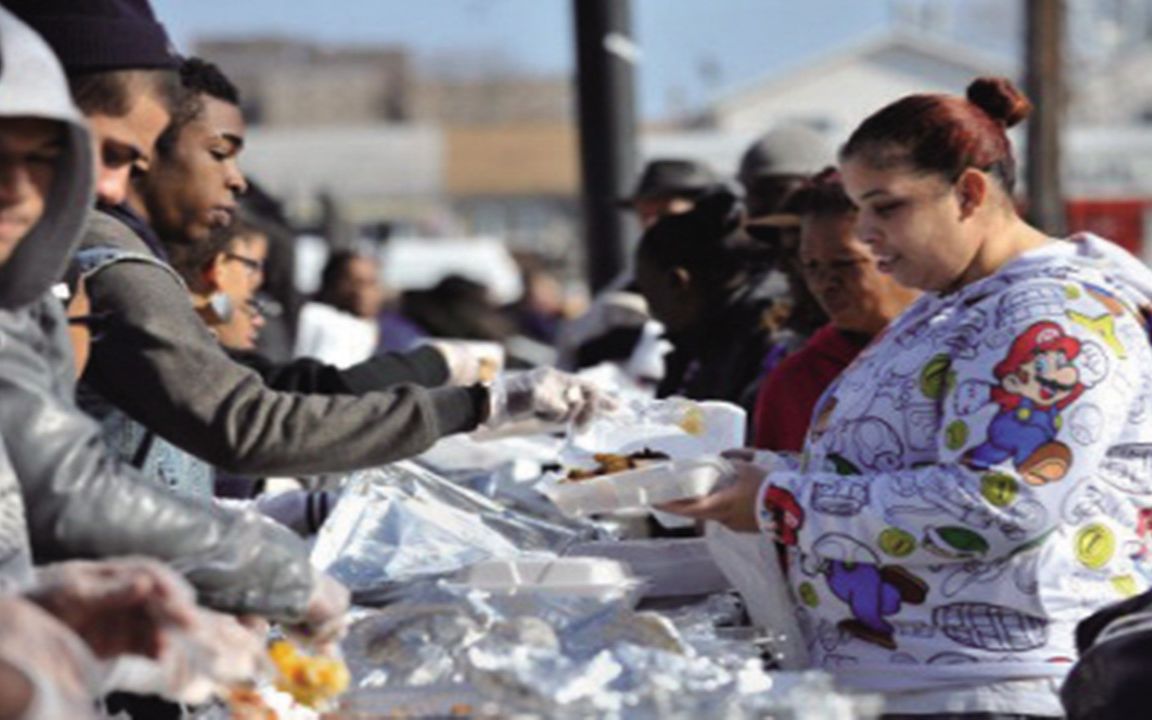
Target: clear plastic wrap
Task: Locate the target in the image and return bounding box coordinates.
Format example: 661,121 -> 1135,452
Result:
311,462 -> 604,603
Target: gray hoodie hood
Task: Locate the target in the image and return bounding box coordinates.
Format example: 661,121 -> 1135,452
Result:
0,7 -> 92,309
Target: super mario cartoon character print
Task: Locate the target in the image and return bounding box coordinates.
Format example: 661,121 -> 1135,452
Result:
748,240 -> 1152,684
796,534 -> 929,651
762,485 -> 805,546
826,556 -> 929,650
759,315 -> 1095,572
963,321 -> 1088,485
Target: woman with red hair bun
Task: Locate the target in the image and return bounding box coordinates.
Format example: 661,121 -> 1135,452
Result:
663,77 -> 1152,718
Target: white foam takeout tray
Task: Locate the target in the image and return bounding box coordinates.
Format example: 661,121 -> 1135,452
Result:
539,455 -> 732,517
448,557 -> 638,600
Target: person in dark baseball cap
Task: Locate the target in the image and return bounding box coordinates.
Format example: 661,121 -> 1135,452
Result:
6,0 -> 181,206
618,158 -> 720,229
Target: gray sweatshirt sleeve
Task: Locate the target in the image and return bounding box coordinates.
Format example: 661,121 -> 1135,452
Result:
81,225 -> 485,477
0,299 -> 315,621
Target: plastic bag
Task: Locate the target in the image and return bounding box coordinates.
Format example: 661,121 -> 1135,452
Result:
704,522 -> 809,669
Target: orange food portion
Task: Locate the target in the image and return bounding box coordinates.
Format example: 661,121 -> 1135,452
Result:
268,640 -> 350,709
227,686 -> 278,720
477,357 -> 499,383
678,407 -> 705,436
563,449 -> 670,482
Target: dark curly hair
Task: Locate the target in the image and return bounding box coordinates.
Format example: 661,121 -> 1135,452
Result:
155,56 -> 242,155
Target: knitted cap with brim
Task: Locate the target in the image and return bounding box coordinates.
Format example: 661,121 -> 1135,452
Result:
5,0 -> 179,75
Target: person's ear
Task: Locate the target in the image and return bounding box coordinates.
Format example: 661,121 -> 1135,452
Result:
955,168 -> 988,220
201,253 -> 227,292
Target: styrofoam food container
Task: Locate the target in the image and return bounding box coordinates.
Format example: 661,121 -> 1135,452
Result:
449,557 -> 636,597
565,538 -> 731,599
541,455 -> 732,517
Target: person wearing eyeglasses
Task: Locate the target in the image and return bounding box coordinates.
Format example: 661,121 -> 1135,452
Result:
751,168 -> 919,452
169,228 -> 266,351
207,224 -> 268,352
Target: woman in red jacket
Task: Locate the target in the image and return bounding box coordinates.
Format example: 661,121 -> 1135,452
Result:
752,168 -> 919,450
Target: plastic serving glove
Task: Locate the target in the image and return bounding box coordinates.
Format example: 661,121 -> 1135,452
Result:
292,572 -> 350,647
0,597 -> 101,720
485,367 -> 613,430
98,608 -> 267,705
27,557 -> 198,660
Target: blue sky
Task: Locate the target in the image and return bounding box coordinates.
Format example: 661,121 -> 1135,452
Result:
151,1 -> 1013,120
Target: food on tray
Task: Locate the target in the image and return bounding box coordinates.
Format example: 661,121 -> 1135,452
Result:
477,357 -> 499,383
227,686 -> 278,720
678,406 -> 705,436
268,639 -> 350,709
564,448 -> 671,482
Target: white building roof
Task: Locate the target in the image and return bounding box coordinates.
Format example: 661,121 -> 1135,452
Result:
707,30 -> 1017,139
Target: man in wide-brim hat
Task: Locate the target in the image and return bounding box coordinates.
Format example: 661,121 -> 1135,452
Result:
617,158 -> 719,229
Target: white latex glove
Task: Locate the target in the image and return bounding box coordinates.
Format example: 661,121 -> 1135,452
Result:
426,339 -> 504,385
0,596 -> 100,720
485,367 -> 614,430
99,608 -> 267,705
26,558 -> 198,660
288,572 -> 350,648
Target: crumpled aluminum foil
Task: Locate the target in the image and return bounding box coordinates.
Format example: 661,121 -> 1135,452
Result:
311,462 -> 607,603
337,583 -> 879,719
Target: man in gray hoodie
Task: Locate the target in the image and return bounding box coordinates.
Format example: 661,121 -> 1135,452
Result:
0,3 -> 346,636
12,0 -> 604,481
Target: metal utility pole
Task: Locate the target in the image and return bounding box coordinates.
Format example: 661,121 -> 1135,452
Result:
1024,0 -> 1066,235
573,0 -> 639,292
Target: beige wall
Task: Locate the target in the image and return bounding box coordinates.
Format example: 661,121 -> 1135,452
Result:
444,122 -> 579,196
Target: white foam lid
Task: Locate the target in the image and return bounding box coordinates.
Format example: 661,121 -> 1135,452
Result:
451,557 -> 634,590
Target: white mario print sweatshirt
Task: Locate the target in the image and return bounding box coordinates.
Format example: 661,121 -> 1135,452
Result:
759,234 -> 1152,695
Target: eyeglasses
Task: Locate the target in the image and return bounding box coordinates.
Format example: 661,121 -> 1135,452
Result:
245,295 -> 282,319
799,256 -> 873,279
242,296 -> 265,317
225,252 -> 264,276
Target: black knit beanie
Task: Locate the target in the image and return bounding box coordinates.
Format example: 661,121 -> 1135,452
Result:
5,0 -> 180,75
